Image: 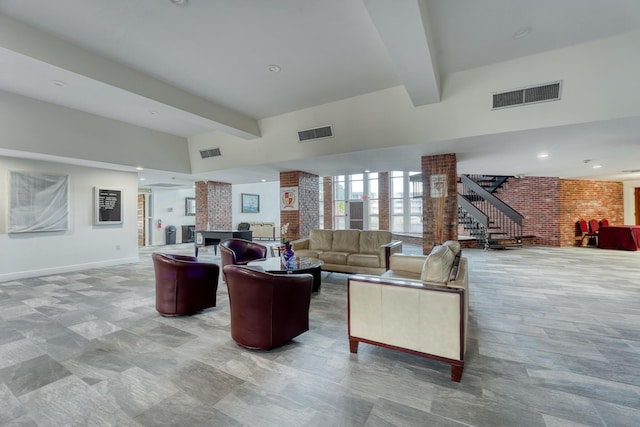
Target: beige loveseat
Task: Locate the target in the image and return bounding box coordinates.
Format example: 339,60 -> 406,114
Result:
291,229 -> 403,275
347,240 -> 469,381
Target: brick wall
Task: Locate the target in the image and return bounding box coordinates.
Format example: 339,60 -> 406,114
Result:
280,171 -> 319,240
491,177 -> 623,247
493,177 -> 560,246
421,154 -> 458,253
195,181 -> 232,230
559,179 -> 623,246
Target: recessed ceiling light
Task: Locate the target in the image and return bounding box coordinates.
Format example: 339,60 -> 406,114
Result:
364,169 -> 371,173
139,177 -> 145,181
261,179 -> 266,182
513,26 -> 531,39
267,65 -> 281,73
169,0 -> 188,6
537,153 -> 549,159
592,164 -> 602,169
52,80 -> 66,87
136,166 -> 144,171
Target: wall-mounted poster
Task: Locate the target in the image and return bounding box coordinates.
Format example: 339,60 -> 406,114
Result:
94,187 -> 123,225
280,186 -> 299,211
430,174 -> 448,198
9,171 -> 69,233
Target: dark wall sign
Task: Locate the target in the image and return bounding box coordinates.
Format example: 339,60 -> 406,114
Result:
94,187 -> 123,224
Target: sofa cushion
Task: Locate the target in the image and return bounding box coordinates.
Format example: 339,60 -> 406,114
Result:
348,253 -> 381,268
332,230 -> 361,253
309,229 -> 334,251
359,231 -> 392,255
421,245 -> 455,284
295,249 -> 322,259
320,251 -> 349,265
443,240 -> 461,256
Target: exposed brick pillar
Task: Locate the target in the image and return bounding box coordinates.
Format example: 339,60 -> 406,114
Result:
323,176 -> 333,229
195,181 -> 232,231
378,172 -> 390,231
280,171 -> 319,240
421,154 -> 458,253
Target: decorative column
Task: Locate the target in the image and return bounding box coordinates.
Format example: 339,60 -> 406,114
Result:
195,180 -> 232,231
378,172 -> 390,231
323,176 -> 333,229
421,154 -> 458,253
280,171 -> 319,240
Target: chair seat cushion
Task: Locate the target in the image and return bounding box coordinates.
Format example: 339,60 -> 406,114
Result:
320,251 -> 350,265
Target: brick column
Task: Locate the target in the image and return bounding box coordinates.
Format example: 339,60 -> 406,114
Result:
378,172 -> 390,231
323,176 -> 333,229
195,181 -> 232,231
280,171 -> 319,240
421,154 -> 457,253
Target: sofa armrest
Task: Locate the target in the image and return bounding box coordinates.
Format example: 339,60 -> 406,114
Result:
291,238 -> 309,250
387,254 -> 427,274
382,241 -> 404,269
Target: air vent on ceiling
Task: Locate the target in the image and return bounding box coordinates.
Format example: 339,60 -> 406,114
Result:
298,125 -> 333,142
492,81 -> 562,110
199,147 -> 222,159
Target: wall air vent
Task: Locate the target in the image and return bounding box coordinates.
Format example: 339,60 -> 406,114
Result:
298,125 -> 333,142
199,147 -> 221,159
492,81 -> 562,110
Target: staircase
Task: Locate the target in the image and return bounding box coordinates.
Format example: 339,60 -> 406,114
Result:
458,175 -> 524,249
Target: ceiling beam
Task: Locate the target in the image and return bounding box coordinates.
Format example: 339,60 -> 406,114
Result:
363,0 -> 441,106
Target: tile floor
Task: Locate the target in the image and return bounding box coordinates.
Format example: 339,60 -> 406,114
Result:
1,243 -> 639,426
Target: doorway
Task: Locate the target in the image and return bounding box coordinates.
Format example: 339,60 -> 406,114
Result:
348,200 -> 364,230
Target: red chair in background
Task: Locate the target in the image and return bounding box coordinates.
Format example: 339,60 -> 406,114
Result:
589,219 -> 600,245
578,220 -> 597,246
600,219 -> 609,227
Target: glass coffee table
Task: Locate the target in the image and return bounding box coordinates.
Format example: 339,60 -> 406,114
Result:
247,256 -> 323,292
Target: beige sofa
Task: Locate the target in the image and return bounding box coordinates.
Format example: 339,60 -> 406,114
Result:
291,229 -> 403,275
347,240 -> 469,381
248,222 -> 275,240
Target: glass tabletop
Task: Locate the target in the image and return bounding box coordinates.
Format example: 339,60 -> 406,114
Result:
247,256 -> 323,273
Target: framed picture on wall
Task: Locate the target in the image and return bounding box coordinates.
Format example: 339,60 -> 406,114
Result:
94,187 -> 123,225
9,171 -> 69,233
241,193 -> 260,213
185,197 -> 196,216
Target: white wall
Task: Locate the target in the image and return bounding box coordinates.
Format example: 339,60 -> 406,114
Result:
233,181 -> 280,234
623,180 -> 640,225
150,188 -> 196,245
0,156 -> 139,281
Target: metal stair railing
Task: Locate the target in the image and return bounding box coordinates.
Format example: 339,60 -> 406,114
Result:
459,175 -> 524,248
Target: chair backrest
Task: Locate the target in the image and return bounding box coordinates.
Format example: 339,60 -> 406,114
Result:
237,222 -> 250,231
600,218 -> 609,227
589,219 -> 599,233
224,265 -> 312,349
152,253 -> 220,316
578,219 -> 589,234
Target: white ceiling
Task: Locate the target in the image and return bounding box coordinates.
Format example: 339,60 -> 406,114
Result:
1,0 -> 640,187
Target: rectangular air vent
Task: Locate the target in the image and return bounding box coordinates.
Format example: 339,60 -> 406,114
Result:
492,81 -> 562,110
298,125 -> 333,142
199,147 -> 221,159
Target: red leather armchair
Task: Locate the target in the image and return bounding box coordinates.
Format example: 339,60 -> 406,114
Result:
219,238 -> 268,281
152,253 -> 220,316
223,265 -> 313,350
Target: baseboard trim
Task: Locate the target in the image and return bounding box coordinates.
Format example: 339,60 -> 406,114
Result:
0,257 -> 140,283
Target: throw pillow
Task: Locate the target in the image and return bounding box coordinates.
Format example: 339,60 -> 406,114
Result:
421,245 -> 455,284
